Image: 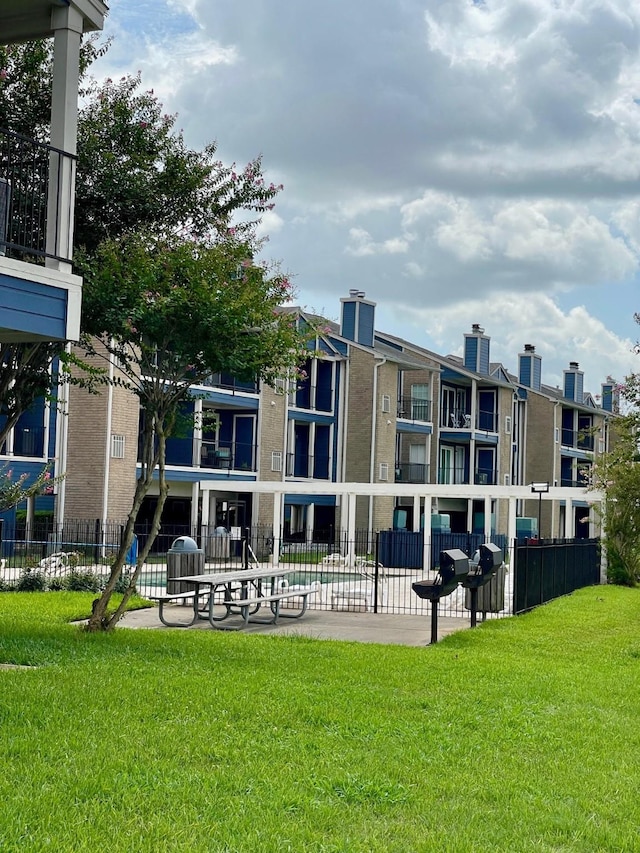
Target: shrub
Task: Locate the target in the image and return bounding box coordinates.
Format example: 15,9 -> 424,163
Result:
64,570 -> 102,593
15,569 -> 47,592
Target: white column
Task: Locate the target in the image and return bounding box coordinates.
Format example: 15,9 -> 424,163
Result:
346,493 -> 357,566
484,495 -> 492,541
47,6 -> 83,274
422,495 -> 431,572
306,502 -> 315,544
507,496 -> 517,567
272,492 -> 282,567
564,499 -> 574,538
412,495 -> 421,532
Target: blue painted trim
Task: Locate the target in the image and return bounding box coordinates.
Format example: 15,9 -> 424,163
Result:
191,388 -> 259,409
284,494 -> 336,506
396,422 -> 433,435
287,410 -> 335,425
0,272 -> 67,339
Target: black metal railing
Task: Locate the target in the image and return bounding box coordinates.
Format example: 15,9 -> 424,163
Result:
199,372 -> 259,393
0,126 -> 76,263
397,397 -> 432,422
561,428 -> 594,451
437,466 -> 467,484
441,410 -> 471,429
474,467 -> 497,485
12,426 -> 46,458
395,463 -> 430,484
285,452 -> 331,479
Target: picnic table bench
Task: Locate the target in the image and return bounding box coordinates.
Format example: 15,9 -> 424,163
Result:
148,567 -> 319,629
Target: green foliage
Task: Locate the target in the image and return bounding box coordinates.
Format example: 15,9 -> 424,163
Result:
62,570 -> 102,593
591,381 -> 640,584
0,463 -> 59,513
14,569 -> 46,592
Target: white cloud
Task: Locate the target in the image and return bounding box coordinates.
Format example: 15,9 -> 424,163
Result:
95,0 -> 640,384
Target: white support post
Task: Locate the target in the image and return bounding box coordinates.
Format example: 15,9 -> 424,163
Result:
47,6 -> 82,273
484,495 -> 492,541
507,496 -> 517,567
412,495 -> 421,532
346,493 -> 356,566
272,493 -> 282,567
564,499 -> 574,539
422,495 -> 431,573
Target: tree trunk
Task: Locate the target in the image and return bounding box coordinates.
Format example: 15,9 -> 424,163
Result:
84,415 -> 167,631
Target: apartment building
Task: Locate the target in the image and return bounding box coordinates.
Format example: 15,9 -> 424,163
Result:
0,289 -> 615,542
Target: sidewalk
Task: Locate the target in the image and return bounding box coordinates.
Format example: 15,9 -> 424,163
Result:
118,604 -> 471,646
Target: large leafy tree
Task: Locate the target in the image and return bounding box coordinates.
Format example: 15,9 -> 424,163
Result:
591,321 -> 640,585
0,39 -> 282,447
80,233 -> 304,631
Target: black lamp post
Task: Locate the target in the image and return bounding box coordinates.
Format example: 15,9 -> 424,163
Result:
530,482 -> 550,540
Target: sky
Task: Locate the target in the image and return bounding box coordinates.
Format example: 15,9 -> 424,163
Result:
93,0 -> 640,397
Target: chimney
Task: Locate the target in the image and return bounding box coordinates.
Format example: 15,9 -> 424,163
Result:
600,380 -> 620,414
518,344 -> 542,391
340,290 -> 376,347
463,324 -> 490,374
563,362 -> 584,403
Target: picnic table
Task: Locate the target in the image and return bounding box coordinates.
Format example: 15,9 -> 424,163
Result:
149,566 -> 319,629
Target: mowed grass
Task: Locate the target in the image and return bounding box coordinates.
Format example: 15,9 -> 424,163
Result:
1,588 -> 640,852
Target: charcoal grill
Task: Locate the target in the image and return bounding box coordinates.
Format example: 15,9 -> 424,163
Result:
412,549 -> 470,644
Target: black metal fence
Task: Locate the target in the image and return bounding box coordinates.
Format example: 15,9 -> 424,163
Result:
512,538 -> 601,614
0,518 -> 601,623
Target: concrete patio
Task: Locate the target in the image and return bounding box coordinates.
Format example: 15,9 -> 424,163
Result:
118,603 -> 474,646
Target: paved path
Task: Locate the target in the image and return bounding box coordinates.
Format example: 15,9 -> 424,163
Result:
119,604 -> 472,646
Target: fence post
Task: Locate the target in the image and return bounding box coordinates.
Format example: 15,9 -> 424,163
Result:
373,532 -> 380,614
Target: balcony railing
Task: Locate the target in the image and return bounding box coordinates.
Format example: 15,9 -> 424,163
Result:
474,468 -> 498,485
0,425 -> 46,458
285,452 -> 331,480
137,436 -> 258,472
397,397 -> 432,423
289,383 -> 333,413
561,429 -> 594,451
476,409 -> 498,433
201,372 -> 259,394
395,463 -> 430,484
441,410 -> 471,429
200,440 -> 256,472
437,466 -> 467,485
0,126 -> 76,263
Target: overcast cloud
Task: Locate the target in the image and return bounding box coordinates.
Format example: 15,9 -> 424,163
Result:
98,0 -> 640,391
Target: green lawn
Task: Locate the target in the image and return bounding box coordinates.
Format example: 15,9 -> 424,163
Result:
1,587 -> 639,852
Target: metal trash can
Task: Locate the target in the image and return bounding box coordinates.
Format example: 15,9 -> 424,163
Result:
465,562 -> 507,614
166,536 -> 205,594
206,526 -> 230,560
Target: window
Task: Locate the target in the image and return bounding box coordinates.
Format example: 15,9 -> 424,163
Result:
379,462 -> 389,481
111,434 -> 125,459
271,451 -> 282,472
273,377 -> 286,393
381,394 -> 390,413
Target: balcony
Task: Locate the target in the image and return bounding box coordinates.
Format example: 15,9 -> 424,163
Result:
395,463 -> 430,484
286,452 -> 331,480
201,372 -> 258,394
1,128 -> 76,264
289,383 -> 333,413
200,440 -> 256,472
437,466 -> 467,485
397,397 -> 431,422
0,425 -> 46,458
561,428 -> 594,452
474,468 -> 498,485
442,410 -> 471,429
